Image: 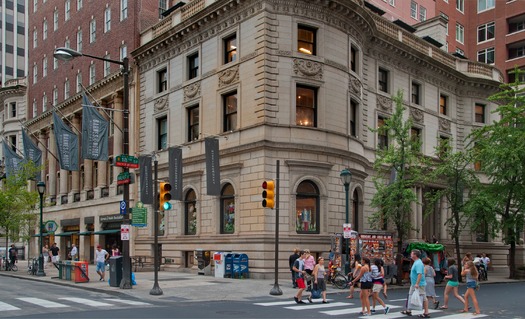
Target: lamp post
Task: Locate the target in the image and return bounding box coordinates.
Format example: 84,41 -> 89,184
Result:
36,181 -> 46,276
54,47 -> 132,289
340,168 -> 352,274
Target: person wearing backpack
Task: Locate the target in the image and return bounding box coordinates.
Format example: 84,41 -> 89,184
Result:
292,251 -> 310,304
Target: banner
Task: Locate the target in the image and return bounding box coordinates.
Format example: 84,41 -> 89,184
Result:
81,93 -> 109,161
2,141 -> 23,177
205,137 -> 221,196
169,147 -> 183,201
139,155 -> 153,204
21,129 -> 42,181
53,112 -> 79,171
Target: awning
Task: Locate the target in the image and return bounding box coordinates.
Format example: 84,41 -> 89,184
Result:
78,231 -> 93,236
31,232 -> 50,237
93,229 -> 120,235
54,231 -> 79,236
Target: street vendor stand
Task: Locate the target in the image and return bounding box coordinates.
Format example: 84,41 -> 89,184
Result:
405,242 -> 447,283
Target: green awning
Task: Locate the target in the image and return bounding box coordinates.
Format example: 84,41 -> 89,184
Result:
78,231 -> 93,236
93,229 -> 120,235
54,231 -> 79,236
31,232 -> 50,237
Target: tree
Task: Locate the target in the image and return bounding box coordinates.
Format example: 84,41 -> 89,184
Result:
469,77 -> 525,279
369,90 -> 426,284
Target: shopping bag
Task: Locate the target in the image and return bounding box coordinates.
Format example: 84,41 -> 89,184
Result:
409,290 -> 423,310
311,284 -> 322,299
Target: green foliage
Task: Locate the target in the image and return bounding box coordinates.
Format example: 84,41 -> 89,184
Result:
369,91 -> 427,244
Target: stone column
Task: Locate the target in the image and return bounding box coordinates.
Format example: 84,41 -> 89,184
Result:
417,187 -> 423,240
410,192 -> 418,240
48,126 -> 57,203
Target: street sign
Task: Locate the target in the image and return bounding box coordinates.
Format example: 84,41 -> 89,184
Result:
120,200 -> 127,215
343,223 -> 352,239
115,154 -> 139,168
117,172 -> 131,185
131,202 -> 147,227
45,220 -> 58,233
121,224 -> 130,240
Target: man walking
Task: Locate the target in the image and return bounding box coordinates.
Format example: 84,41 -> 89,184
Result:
50,243 -> 60,263
292,251 -> 309,304
401,249 -> 430,317
8,244 -> 17,270
289,248 -> 300,288
95,245 -> 109,281
69,244 -> 78,261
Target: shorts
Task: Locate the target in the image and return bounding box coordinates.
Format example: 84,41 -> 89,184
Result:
373,284 -> 383,293
296,277 -> 306,289
96,261 -> 106,272
466,281 -> 477,289
447,280 -> 459,287
51,255 -> 60,263
360,281 -> 373,290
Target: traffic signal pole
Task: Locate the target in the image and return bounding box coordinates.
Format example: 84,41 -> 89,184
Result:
150,158 -> 163,295
270,160 -> 282,295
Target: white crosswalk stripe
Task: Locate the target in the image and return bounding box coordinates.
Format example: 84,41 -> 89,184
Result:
17,297 -> 70,308
58,297 -> 113,307
103,299 -> 152,306
0,301 -> 20,311
285,302 -> 349,310
321,305 -> 401,315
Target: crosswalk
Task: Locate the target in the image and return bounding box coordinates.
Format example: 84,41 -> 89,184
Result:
254,298 -> 488,319
0,297 -> 152,313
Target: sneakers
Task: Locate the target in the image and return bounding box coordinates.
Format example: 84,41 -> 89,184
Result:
385,307 -> 390,314
294,296 -> 299,304
322,301 -> 329,304
371,309 -> 376,313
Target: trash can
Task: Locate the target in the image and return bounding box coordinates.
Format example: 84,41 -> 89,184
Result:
71,261 -> 76,282
213,252 -> 226,278
224,253 -> 233,278
75,261 -> 89,283
195,249 -> 211,276
109,256 -> 123,287
65,261 -> 72,280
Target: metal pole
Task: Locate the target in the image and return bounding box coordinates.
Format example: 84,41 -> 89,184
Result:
270,160 -> 282,295
120,57 -> 132,289
344,183 -> 350,274
150,158 -> 163,295
36,192 -> 46,276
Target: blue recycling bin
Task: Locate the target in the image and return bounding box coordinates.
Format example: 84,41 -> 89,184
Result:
233,253 -> 249,278
224,253 -> 233,278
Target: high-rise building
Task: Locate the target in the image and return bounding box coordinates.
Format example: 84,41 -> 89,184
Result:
0,0 -> 28,86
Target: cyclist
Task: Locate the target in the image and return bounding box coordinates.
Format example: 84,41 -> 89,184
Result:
8,244 -> 17,270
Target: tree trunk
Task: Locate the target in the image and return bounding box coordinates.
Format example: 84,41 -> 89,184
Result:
396,237 -> 404,285
509,241 -> 516,279
454,210 -> 462,282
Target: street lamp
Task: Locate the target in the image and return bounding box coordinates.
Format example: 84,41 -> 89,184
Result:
339,168 -> 352,274
53,47 -> 132,289
36,181 -> 46,276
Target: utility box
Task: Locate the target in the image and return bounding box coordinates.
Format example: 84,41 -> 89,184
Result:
109,256 -> 123,287
195,249 -> 211,276
213,252 -> 226,278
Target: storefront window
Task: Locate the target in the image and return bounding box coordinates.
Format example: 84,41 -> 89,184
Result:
220,184 -> 235,234
296,180 -> 320,234
185,189 -> 197,235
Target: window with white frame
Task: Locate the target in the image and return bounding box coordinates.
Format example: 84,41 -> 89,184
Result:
53,88 -> 58,105
89,19 -> 96,43
77,29 -> 82,51
43,57 -> 48,77
456,23 -> 464,43
478,47 -> 495,64
420,6 -> 427,22
33,100 -> 37,118
33,0 -> 37,12
53,9 -> 58,31
65,0 -> 71,21
33,29 -> 37,48
89,63 -> 96,85
64,79 -> 70,99
410,1 -> 418,19
65,38 -> 70,49
77,0 -> 82,10
33,64 -> 38,84
53,57 -> 58,70
76,72 -> 82,92
456,47 -> 465,56
389,0 -> 395,6
457,0 -> 465,12
121,0 -> 128,20
104,7 -> 111,32
42,94 -> 47,112
478,0 -> 495,12
478,22 -> 495,42
43,19 -> 48,40
120,45 -> 127,60
104,55 -> 111,77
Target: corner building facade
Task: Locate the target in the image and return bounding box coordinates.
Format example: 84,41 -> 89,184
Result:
133,0 -> 509,278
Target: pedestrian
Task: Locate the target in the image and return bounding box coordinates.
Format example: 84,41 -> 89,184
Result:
289,248 -> 300,288
423,257 -> 439,309
440,258 -> 466,310
461,261 -> 481,315
303,249 -> 315,291
292,251 -> 308,304
462,252 -> 472,267
481,253 -> 490,273
347,254 -> 361,299
69,244 -> 78,261
401,249 -> 430,318
42,244 -> 49,268
308,256 -> 328,303
351,256 -> 373,316
8,244 -> 17,269
370,258 -> 390,314
50,243 -> 60,263
95,244 -> 109,281
111,244 -> 120,256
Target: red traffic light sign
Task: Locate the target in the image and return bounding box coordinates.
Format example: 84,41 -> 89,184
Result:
262,180 -> 275,209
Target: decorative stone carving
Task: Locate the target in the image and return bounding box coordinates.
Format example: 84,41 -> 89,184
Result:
277,50 -> 292,56
293,58 -> 323,80
154,97 -> 168,111
349,77 -> 361,96
377,95 -> 392,113
439,117 -> 451,132
218,65 -> 240,88
410,107 -> 424,123
184,82 -> 201,101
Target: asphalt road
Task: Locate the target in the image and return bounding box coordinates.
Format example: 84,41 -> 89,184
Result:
1,276 -> 522,319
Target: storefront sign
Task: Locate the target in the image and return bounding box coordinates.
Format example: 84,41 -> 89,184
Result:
99,214 -> 124,222
121,225 -> 130,240
45,220 -> 58,233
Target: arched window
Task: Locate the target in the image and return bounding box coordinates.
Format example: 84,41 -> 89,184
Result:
185,189 -> 197,235
353,189 -> 359,232
296,180 -> 320,234
220,184 -> 235,234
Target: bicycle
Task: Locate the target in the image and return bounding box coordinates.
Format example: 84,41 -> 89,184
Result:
27,258 -> 38,275
477,264 -> 488,281
3,257 -> 18,272
326,267 -> 350,289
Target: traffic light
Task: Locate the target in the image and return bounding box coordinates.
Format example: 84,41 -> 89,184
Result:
159,182 -> 172,211
262,180 -> 275,209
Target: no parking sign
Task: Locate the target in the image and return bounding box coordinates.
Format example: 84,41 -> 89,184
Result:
121,224 -> 130,241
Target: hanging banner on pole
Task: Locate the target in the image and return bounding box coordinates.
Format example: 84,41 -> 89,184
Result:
205,137 -> 221,196
81,93 -> 109,161
2,141 -> 23,177
52,112 -> 79,171
21,130 -> 42,181
169,147 -> 183,201
139,155 -> 153,204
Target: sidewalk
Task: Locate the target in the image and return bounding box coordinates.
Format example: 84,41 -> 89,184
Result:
0,262 -> 523,303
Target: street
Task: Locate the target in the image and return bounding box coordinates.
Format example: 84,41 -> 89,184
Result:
1,276 -> 523,319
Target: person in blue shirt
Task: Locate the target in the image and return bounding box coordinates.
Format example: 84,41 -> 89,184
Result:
401,249 -> 430,317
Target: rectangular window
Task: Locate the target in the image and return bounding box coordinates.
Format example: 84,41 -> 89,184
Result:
475,103 -> 486,123
478,22 -> 495,42
410,1 -> 418,19
33,29 -> 37,48
296,85 -> 317,127
43,20 -> 48,40
64,80 -> 70,99
478,0 -> 495,12
33,64 -> 38,84
440,94 -> 448,115
509,19 -> 525,34
65,0 -> 71,21
157,68 -> 167,93
120,45 -> 127,60
350,100 -> 358,137
53,88 -> 59,106
121,0 -> 128,20
42,94 -> 48,112
54,57 -> 58,70
298,25 -> 317,55
76,72 -> 82,92
410,127 -> 422,151
188,106 -> 199,142
378,117 -> 389,149
77,29 -> 82,52
54,10 -> 58,31
350,45 -> 358,72
509,44 -> 525,59
65,39 -> 70,49
89,64 -> 96,85
188,53 -> 199,80
33,0 -> 37,12
438,135 -> 450,157
457,0 -> 465,12
90,19 -> 96,43
456,23 -> 464,43
104,56 -> 111,77
477,47 -> 495,64
378,68 -> 389,93
10,102 -> 17,118
33,100 -> 37,118
412,82 -> 421,105
157,117 -> 168,150
104,7 -> 111,32
77,0 -> 82,10
223,91 -> 238,132
223,34 -> 237,64
43,58 -> 48,77
419,6 -> 427,22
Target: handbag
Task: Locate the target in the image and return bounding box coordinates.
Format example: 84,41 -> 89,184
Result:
311,284 -> 322,299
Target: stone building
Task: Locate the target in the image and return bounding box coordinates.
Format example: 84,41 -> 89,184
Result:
132,0 -> 510,278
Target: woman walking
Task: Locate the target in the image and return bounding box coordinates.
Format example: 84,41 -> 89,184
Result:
347,254 -> 362,299
440,258 -> 466,310
308,257 -> 328,303
303,250 -> 315,291
351,257 -> 373,316
423,257 -> 439,309
42,244 -> 49,269
370,258 -> 390,314
461,261 -> 481,315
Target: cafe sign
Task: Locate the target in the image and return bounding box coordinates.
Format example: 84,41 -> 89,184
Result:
99,214 -> 124,222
